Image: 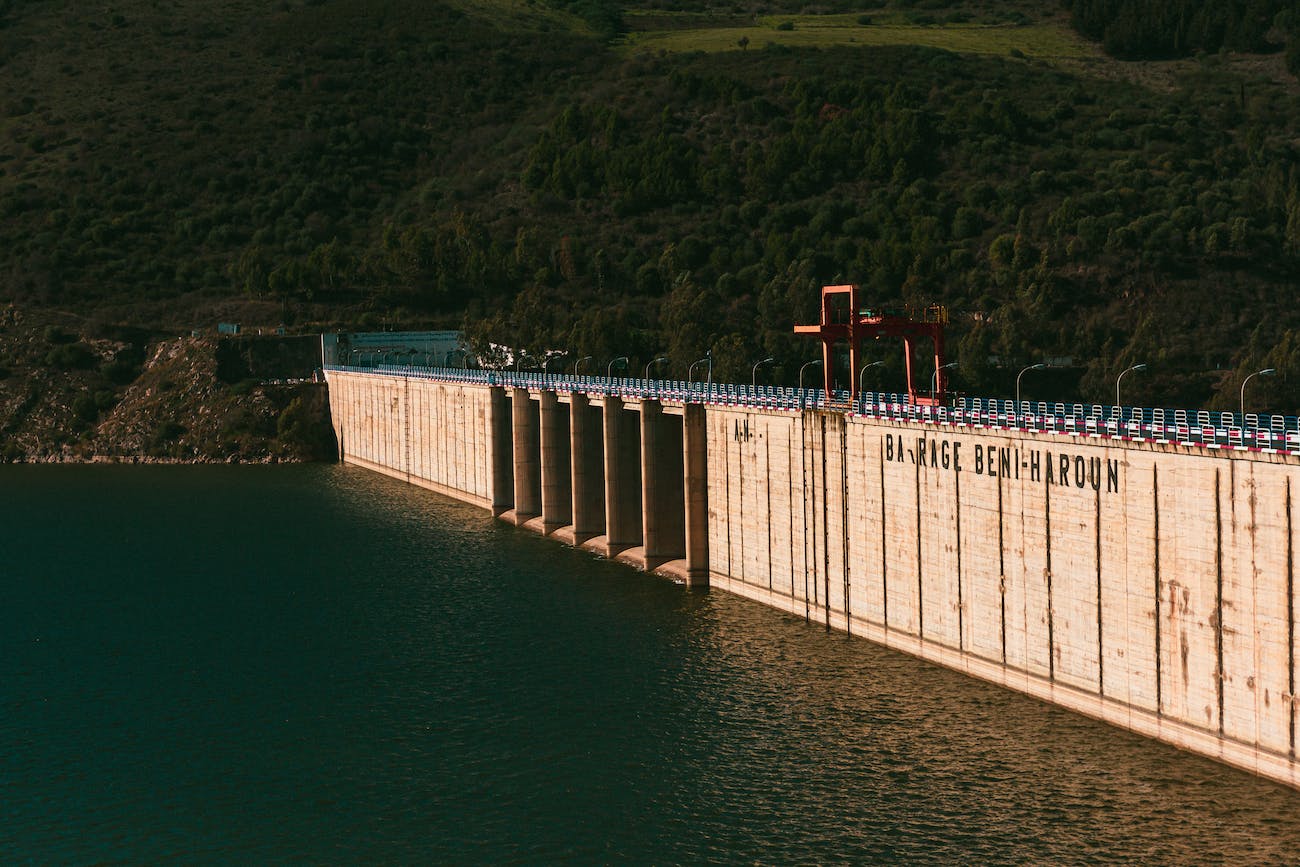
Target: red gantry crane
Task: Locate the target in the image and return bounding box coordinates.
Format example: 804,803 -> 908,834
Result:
794,283 -> 949,406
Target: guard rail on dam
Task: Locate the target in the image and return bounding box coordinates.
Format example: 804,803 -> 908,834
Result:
323,358 -> 1300,791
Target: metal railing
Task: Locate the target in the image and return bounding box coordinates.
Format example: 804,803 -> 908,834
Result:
324,362 -> 1300,456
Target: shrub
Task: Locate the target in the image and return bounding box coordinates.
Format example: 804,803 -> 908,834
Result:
43,325 -> 73,344
45,342 -> 96,370
72,393 -> 98,423
276,395 -> 337,460
775,21 -> 794,31
100,358 -> 138,384
147,420 -> 187,456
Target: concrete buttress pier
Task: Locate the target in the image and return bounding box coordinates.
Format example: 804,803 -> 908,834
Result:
640,401 -> 686,570
511,388 -> 540,526
489,387 -> 513,516
539,390 -> 572,534
683,403 -> 710,587
568,393 -> 605,545
603,396 -> 643,559
324,366 -> 1300,791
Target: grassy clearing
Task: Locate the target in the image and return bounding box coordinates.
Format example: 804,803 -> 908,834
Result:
442,0 -> 591,35
618,16 -> 1101,62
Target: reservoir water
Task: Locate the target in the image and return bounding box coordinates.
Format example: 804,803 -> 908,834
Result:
5,465 -> 1300,863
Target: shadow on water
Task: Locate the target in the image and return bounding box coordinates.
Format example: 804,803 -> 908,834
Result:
2,464 -> 1298,863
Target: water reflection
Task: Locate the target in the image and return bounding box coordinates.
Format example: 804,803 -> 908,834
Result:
1,464 -> 1297,863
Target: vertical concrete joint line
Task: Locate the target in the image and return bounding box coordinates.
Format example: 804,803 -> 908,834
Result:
801,416 -> 810,620
879,440 -> 889,629
821,415 -> 831,629
766,432 -> 774,592
738,413 -> 746,582
1096,482 -> 1104,695
1153,465 -> 1163,715
1288,477 -> 1295,758
787,426 -> 795,598
810,416 -> 820,612
1045,478 -> 1055,682
841,421 -> 851,635
1215,466 -> 1225,736
955,458 -> 964,651
915,449 -> 924,638
402,377 -> 411,483
998,473 -> 1006,664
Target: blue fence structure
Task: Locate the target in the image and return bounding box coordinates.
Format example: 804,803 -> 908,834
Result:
324,361 -> 1300,456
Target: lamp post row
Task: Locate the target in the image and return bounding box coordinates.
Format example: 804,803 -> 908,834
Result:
355,350 -> 1279,418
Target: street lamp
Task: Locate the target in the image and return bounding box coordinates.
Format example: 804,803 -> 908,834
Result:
1240,367 -> 1277,418
799,359 -> 822,390
1016,363 -> 1046,407
858,360 -> 884,394
932,361 -> 959,399
691,353 -> 712,395
1115,363 -> 1147,407
573,355 -> 593,376
752,356 -> 775,388
644,356 -> 668,382
607,356 -> 628,378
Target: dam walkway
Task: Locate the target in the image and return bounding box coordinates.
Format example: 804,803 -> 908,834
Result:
332,361 -> 1300,455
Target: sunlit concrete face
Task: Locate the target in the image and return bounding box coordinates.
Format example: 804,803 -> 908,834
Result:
324,369 -> 1300,790
325,369 -> 497,508
707,405 -> 1300,789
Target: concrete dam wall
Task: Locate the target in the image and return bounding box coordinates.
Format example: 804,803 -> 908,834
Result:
324,367 -> 1300,790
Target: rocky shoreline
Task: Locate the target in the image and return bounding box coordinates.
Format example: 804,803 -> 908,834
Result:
0,310 -> 336,464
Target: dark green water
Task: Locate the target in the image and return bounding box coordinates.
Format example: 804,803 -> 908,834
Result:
5,466 -> 1300,863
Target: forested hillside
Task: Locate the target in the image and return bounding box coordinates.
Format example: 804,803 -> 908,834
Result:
1065,0 -> 1291,60
5,0 -> 1300,419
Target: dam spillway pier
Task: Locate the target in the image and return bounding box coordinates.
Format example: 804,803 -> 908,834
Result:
323,334 -> 1300,791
